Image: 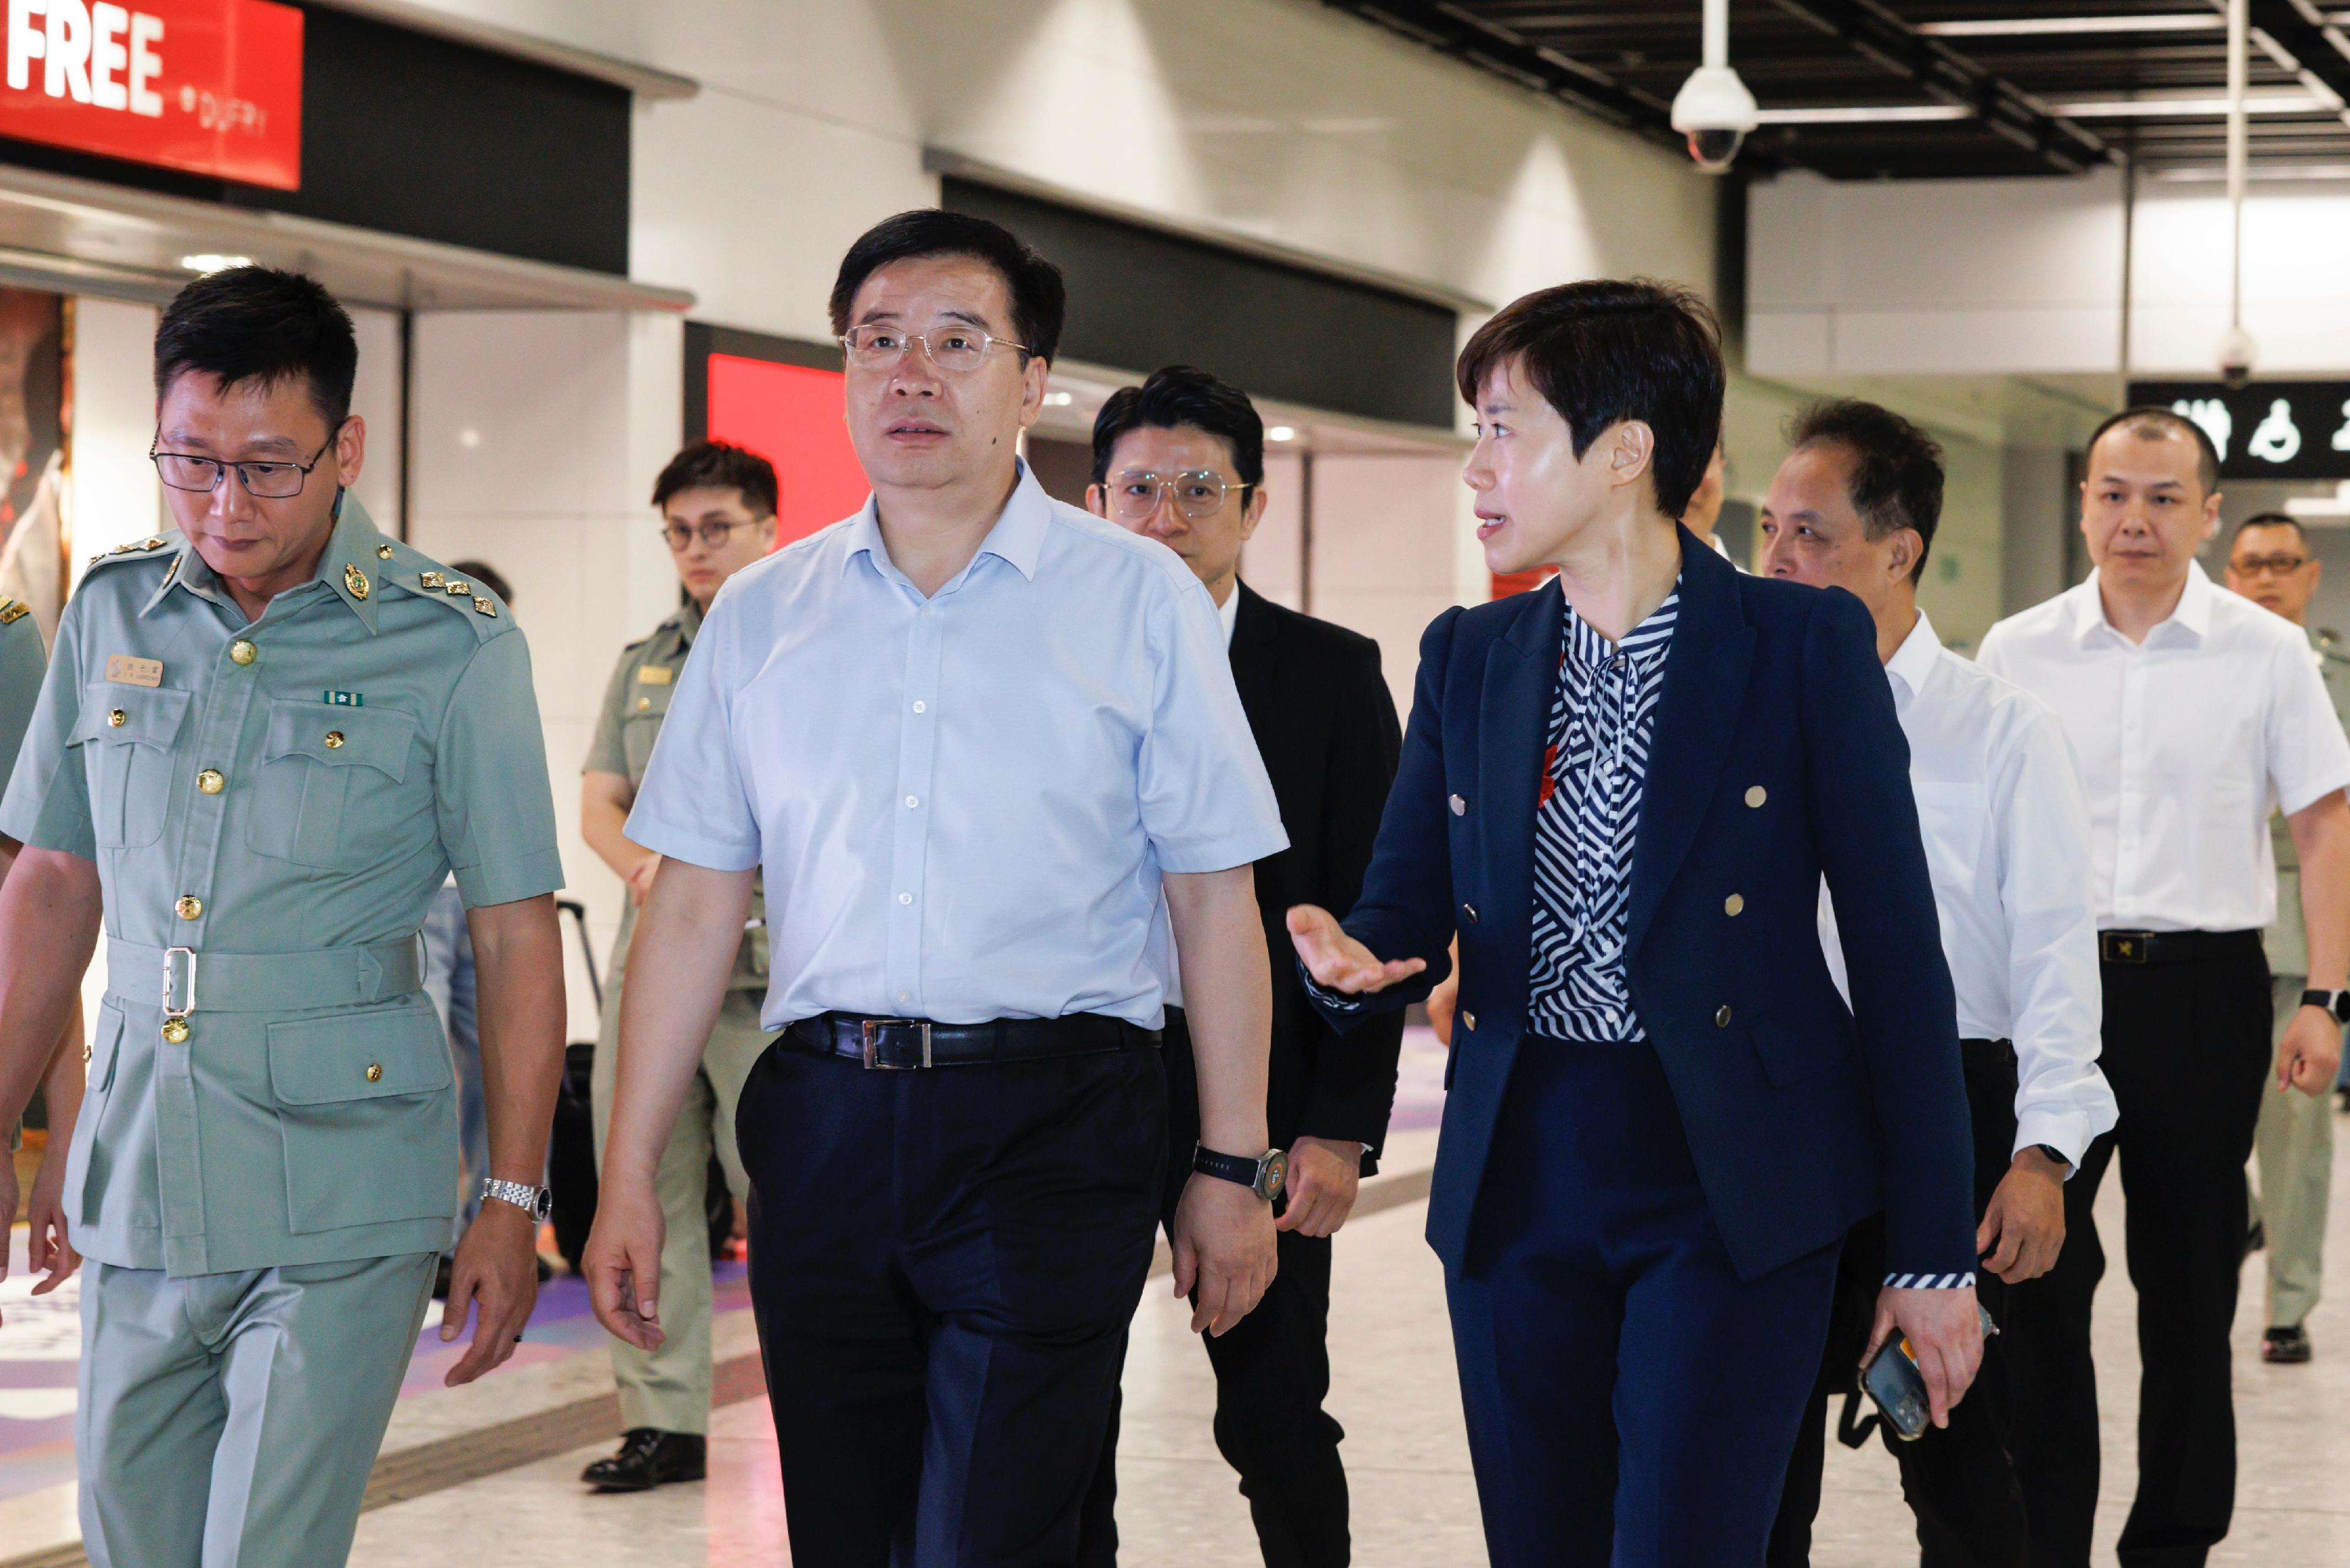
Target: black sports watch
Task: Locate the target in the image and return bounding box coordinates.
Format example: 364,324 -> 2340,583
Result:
2301,988 -> 2350,1025
1193,1144 -> 1288,1203
2029,1144 -> 2072,1172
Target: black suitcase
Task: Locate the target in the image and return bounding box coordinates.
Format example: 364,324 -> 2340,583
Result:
546,899 -> 736,1274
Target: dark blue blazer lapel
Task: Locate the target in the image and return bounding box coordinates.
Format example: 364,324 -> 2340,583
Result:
1480,578 -> 1563,1012
1626,530 -> 1754,955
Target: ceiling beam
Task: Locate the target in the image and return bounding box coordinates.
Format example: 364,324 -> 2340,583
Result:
1765,0 -> 2113,173
2249,0 -> 2350,126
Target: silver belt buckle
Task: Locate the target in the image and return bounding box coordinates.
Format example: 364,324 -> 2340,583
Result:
861,1018 -> 932,1070
163,946 -> 199,1020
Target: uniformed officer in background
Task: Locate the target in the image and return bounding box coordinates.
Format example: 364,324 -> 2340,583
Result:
0,591 -> 83,1307
0,266 -> 569,1566
576,440 -> 777,1492
2225,512 -> 2350,1364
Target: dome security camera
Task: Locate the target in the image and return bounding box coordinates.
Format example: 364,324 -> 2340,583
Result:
1672,65 -> 1759,176
2217,324 -> 2259,392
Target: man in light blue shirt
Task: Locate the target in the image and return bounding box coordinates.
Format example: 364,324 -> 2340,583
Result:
584,210 -> 1291,1560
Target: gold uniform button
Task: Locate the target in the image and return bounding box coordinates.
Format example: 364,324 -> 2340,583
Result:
197,768 -> 225,794
1715,1005 -> 1733,1028
636,697 -> 651,711
365,1063 -> 384,1083
324,730 -> 345,749
376,544 -> 394,560
1745,785 -> 1767,808
107,709 -> 126,727
162,1018 -> 190,1044
1724,893 -> 1745,916
176,895 -> 202,921
80,1041 -> 91,1063
229,640 -> 257,666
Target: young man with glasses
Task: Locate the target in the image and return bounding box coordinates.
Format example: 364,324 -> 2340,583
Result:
575,440 -> 778,1490
1075,366 -> 1404,1567
2224,512 -> 2350,1365
0,266 -> 568,1565
585,211 -> 1287,1559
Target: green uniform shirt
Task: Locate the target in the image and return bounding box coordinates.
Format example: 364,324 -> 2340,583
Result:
0,496 -> 564,1275
585,597 -> 766,991
2,597 -> 41,1150
2267,628 -> 2350,977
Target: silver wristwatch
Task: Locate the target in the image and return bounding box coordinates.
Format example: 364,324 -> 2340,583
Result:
480,1177 -> 553,1223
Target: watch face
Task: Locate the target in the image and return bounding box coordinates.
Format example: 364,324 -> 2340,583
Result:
1257,1149 -> 1289,1203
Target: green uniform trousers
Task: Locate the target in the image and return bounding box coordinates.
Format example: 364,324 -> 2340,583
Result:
2255,972 -> 2335,1329
76,1251 -> 436,1567
589,941 -> 767,1435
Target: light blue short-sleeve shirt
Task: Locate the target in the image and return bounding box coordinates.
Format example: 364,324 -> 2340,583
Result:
626,463 -> 1287,1030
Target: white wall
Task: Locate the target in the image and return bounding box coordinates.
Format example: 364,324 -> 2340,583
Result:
66,296 -> 162,574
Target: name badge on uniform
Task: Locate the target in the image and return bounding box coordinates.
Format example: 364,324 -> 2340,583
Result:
637,666 -> 673,686
105,654 -> 163,687
323,690 -> 365,706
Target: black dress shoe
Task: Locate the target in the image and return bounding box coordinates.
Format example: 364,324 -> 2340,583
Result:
2264,1325 -> 2313,1365
581,1428 -> 707,1491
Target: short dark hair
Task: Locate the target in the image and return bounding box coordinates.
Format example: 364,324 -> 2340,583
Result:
1455,278 -> 1724,521
1090,365 -> 1264,492
651,441 -> 779,518
1787,399 -> 1946,584
2231,511 -> 2307,546
2086,406 -> 2220,497
154,266 -> 358,431
447,559 -> 513,606
828,209 -> 1067,365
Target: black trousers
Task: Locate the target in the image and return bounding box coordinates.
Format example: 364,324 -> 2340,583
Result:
1768,1039 -> 2027,1568
2006,936 -> 2271,1568
736,1036 -> 1167,1567
1077,1009 -> 1351,1568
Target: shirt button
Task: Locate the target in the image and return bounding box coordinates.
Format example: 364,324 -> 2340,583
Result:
107,709 -> 126,727
175,895 -> 202,921
898,892 -> 913,905
1715,1005 -> 1733,1028
919,607 -> 932,620
365,1063 -> 384,1083
229,640 -> 257,666
913,701 -> 927,714
196,768 -> 226,795
905,796 -> 919,809
897,991 -> 912,1004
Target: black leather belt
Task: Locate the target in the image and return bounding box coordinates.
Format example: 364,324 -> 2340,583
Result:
1960,1037 -> 2015,1066
783,1010 -> 1161,1070
2098,928 -> 2263,966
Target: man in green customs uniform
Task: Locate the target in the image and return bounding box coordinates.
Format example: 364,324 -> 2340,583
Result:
0,266 -> 568,1566
576,439 -> 776,1492
1,591 -> 85,1308
2227,513 -> 2350,1365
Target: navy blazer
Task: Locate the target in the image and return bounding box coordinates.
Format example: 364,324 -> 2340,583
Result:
1321,531 -> 1976,1282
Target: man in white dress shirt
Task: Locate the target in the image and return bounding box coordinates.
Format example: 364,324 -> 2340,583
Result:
1978,408 -> 2350,1568
1757,399 -> 2117,1568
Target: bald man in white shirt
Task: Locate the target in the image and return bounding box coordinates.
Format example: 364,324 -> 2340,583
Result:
1978,408 -> 2350,1568
1756,400 -> 2116,1568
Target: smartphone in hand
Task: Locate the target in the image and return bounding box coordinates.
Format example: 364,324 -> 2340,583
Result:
1861,1307 -> 1999,1442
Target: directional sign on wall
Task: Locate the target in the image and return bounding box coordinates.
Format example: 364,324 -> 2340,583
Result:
2127,382 -> 2350,482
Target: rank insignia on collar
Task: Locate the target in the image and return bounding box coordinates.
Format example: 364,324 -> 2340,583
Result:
420,571 -> 444,590
344,563 -> 370,600
445,581 -> 470,596
473,596 -> 496,617
0,599 -> 25,624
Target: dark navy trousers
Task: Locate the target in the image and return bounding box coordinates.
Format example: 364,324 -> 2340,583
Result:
1448,1039 -> 1842,1568
736,1038 -> 1167,1567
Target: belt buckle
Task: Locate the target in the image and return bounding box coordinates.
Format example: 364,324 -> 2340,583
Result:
162,946 -> 199,1018
861,1018 -> 932,1070
2101,931 -> 2150,965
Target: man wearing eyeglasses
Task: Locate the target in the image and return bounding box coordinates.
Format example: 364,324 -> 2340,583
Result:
585,211 -> 1287,1559
575,439 -> 778,1491
2224,512 -> 2350,1366
0,266 -> 568,1566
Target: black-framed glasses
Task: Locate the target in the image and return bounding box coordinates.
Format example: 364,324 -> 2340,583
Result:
1103,469 -> 1253,523
150,431 -> 338,500
2232,553 -> 2312,577
839,324 -> 1035,374
659,516 -> 773,552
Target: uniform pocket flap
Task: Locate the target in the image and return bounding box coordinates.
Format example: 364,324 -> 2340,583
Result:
1747,1012 -> 1856,1089
72,683 -> 191,749
268,1005 -> 452,1105
260,700 -> 415,781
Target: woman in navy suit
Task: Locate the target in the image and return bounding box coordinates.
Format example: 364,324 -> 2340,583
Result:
1288,280 -> 1983,1566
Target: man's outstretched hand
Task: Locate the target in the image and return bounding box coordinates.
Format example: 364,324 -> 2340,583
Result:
1287,905 -> 1426,995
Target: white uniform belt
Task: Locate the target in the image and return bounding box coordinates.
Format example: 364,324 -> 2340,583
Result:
106,935 -> 428,1016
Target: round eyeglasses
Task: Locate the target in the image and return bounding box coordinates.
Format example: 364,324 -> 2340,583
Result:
839,325 -> 1035,374
660,516 -> 773,552
1103,470 -> 1253,523
150,432 -> 337,500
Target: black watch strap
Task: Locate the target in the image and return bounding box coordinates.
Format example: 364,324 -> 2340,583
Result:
1193,1144 -> 1288,1203
2030,1144 -> 2072,1170
2301,988 -> 2350,1025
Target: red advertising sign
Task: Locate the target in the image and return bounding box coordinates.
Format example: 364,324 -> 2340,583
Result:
0,0 -> 302,189
706,354 -> 872,549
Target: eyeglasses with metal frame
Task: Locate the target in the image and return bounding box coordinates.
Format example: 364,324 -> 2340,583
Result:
838,324 -> 1036,374
1102,469 -> 1254,523
150,430 -> 340,500
659,516 -> 774,552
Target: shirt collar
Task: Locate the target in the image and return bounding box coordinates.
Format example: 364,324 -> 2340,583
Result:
1562,579 -> 1682,670
1216,583 -> 1240,649
2071,559 -> 2213,647
843,459 -> 1052,589
1884,606 -> 1942,708
142,491 -> 386,632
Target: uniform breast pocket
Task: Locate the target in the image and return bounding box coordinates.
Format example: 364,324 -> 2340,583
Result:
246,701 -> 421,869
268,1001 -> 456,1234
621,683 -> 670,781
71,684 -> 192,849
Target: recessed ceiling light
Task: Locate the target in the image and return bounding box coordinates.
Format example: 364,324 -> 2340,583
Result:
1267,425 -> 1298,442
178,253 -> 254,274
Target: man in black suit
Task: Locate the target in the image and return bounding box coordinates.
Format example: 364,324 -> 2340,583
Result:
1075,365 -> 1404,1568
